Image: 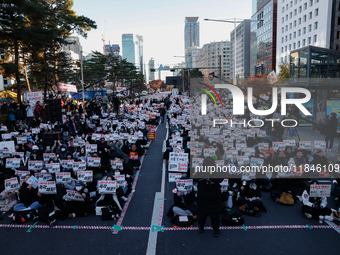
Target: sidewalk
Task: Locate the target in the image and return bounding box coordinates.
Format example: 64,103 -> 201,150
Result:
283,126 -> 340,162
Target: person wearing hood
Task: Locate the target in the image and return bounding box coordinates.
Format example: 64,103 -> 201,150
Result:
56,144 -> 68,160
30,145 -> 43,161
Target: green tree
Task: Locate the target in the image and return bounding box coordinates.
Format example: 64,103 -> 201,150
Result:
278,62 -> 290,79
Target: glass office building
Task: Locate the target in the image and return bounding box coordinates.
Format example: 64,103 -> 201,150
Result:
290,45 -> 340,78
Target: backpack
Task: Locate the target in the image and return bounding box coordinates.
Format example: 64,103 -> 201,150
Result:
278,192 -> 294,205
171,215 -> 195,227
222,212 -> 244,226
13,209 -> 37,224
101,205 -> 121,220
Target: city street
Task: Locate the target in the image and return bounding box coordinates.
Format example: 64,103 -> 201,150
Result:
1,122 -> 340,255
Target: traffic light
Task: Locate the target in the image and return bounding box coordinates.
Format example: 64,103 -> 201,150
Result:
150,68 -> 156,72
170,69 -> 177,72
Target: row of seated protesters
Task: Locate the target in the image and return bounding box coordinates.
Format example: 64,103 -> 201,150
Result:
5,170 -> 132,226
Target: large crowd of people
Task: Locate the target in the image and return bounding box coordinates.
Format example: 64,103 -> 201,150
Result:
0,90 -> 340,238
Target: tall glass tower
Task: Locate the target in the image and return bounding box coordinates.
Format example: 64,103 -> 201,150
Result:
184,17 -> 199,68
252,0 -> 270,15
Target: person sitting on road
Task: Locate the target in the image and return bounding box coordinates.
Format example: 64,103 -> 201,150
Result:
126,144 -> 144,171
13,175 -> 41,212
301,180 -> 340,222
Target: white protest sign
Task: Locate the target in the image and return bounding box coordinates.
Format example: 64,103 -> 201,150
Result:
176,179 -> 193,192
35,172 -> 53,181
77,171 -> 93,182
66,190 -> 85,202
310,184 -> 331,197
26,176 -> 39,189
32,128 -> 40,134
314,141 -> 326,150
98,181 -> 117,194
38,181 -> 57,194
226,150 -> 238,158
273,142 -> 285,151
114,174 -> 126,187
0,141 -> 15,153
74,139 -> 86,147
72,161 -> 86,172
17,137 -> 27,145
46,163 -> 60,173
61,160 -> 74,169
111,160 -> 123,170
55,172 -> 71,183
237,156 -> 249,165
283,139 -> 296,147
236,143 -> 246,151
191,158 -> 204,168
12,152 -> 24,158
25,91 -> 43,106
169,152 -> 188,164
1,133 -> 12,140
15,170 -> 30,181
250,157 -> 264,167
28,160 -> 43,171
220,179 -> 229,192
244,148 -> 255,157
299,141 -> 311,150
86,144 -> 97,153
169,173 -> 182,182
204,148 -> 216,157
258,143 -> 269,150
168,162 -> 188,172
43,153 -> 56,162
6,158 -> 21,168
5,177 -> 20,192
88,157 -> 100,167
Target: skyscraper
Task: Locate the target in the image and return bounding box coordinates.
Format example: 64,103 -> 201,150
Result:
250,0 -> 277,76
230,20 -> 251,79
148,58 -> 155,82
122,34 -> 143,72
252,0 -> 270,16
184,17 -> 199,68
105,44 -> 120,57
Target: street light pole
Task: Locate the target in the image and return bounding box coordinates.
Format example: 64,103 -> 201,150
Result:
204,18 -> 262,83
80,50 -> 85,106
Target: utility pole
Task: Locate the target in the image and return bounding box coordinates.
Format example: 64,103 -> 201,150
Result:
80,50 -> 85,105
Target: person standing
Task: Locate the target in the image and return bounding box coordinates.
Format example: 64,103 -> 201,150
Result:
196,157 -> 223,237
325,112 -> 338,151
25,101 -> 34,128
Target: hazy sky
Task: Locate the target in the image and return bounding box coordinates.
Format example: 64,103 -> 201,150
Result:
72,0 -> 252,80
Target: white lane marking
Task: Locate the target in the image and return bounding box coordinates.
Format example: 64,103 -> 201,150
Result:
146,192 -> 161,255
325,220 -> 340,235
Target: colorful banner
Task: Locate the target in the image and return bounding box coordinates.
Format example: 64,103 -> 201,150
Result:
327,100 -> 340,117
57,82 -> 78,93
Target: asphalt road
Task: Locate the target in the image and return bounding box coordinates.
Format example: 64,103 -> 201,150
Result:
1,123 -> 340,255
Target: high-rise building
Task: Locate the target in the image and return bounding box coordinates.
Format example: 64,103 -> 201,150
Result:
185,17 -> 199,68
122,34 -> 143,73
62,36 -> 82,57
138,36 -> 144,75
196,41 -> 231,79
230,20 -> 251,79
105,44 -> 120,56
148,58 -> 155,82
185,46 -> 200,69
330,0 -> 340,50
276,0 -> 333,73
250,0 -> 277,76
252,0 -> 271,15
